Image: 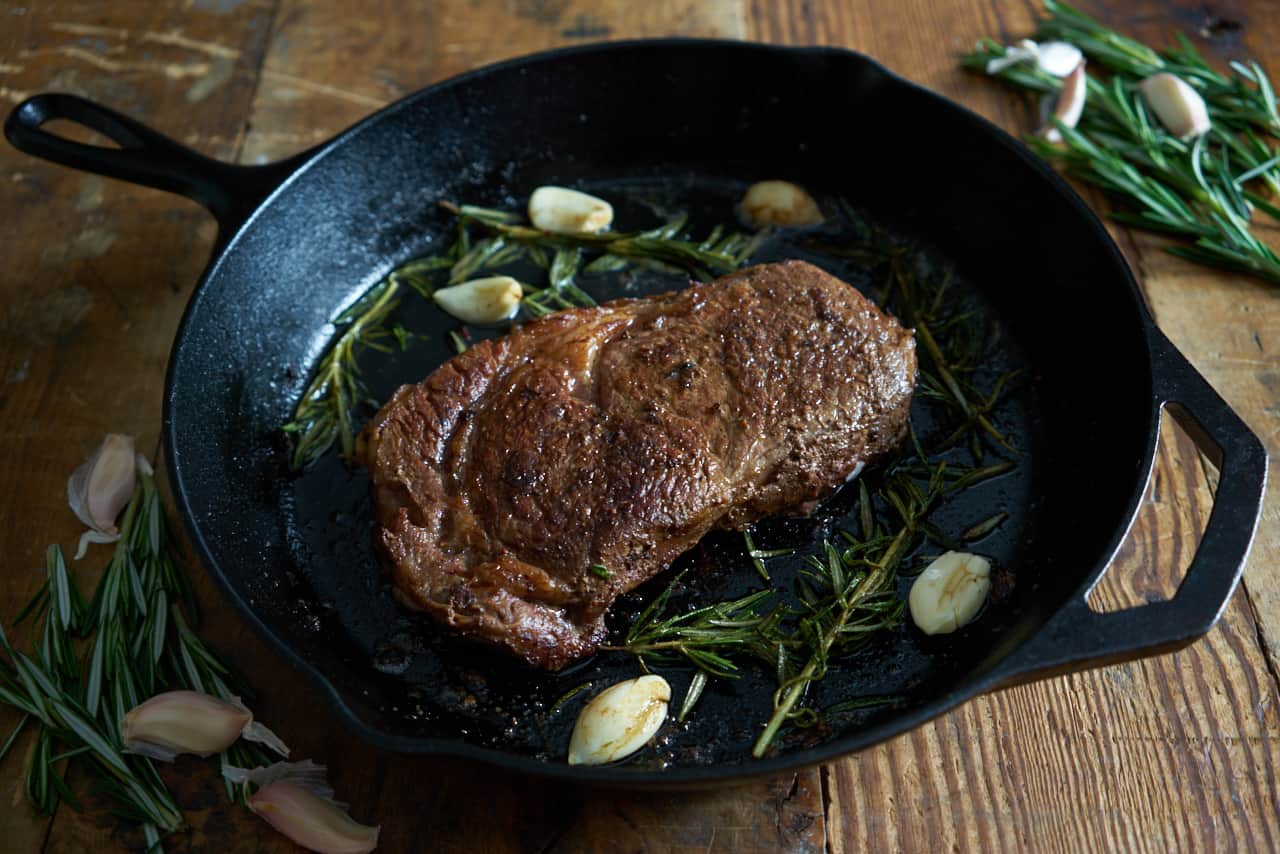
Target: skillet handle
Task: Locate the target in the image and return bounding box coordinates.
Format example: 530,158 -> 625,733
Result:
990,329 -> 1267,687
4,93 -> 310,239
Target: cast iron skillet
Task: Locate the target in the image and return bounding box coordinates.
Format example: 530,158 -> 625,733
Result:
6,40 -> 1268,786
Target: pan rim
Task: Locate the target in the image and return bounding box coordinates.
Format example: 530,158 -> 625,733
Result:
163,37 -> 1161,785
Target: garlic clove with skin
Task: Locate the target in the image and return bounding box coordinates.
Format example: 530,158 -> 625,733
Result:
68,433 -> 136,535
68,433 -> 139,559
1041,61 -> 1087,143
908,551 -> 992,636
122,690 -> 289,762
433,276 -> 523,325
568,674 -> 670,766
250,782 -> 380,854
225,761 -> 379,854
528,186 -> 614,234
1139,73 -> 1211,139
737,180 -> 824,228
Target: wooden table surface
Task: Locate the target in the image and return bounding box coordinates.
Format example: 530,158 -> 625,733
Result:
2,0 -> 1278,850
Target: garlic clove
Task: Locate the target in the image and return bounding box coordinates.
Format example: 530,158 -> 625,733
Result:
1140,73 -> 1211,139
67,433 -> 137,536
737,180 -> 824,228
433,276 -> 523,325
528,186 -> 614,234
908,551 -> 992,636
122,690 -> 289,762
1042,61 -> 1087,143
1035,41 -> 1084,77
567,674 -> 669,766
249,781 -> 380,854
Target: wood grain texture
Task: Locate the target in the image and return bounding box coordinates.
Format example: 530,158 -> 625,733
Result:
0,0 -> 1277,851
0,1 -> 276,849
1071,0 -> 1280,683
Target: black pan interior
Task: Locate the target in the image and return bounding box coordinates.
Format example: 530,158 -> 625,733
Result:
166,43 -> 1153,777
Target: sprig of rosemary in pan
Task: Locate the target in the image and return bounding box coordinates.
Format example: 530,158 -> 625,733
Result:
283,200 -> 765,470
0,471 -> 274,850
963,0 -> 1280,285
611,224 -> 1019,754
282,278 -> 402,470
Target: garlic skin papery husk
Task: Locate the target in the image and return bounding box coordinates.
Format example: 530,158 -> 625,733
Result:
1140,73 -> 1211,139
985,39 -> 1081,78
737,180 -> 824,228
567,674 -> 670,766
433,276 -> 523,325
908,551 -> 992,636
122,690 -> 290,762
1041,61 -> 1087,143
225,761 -> 380,854
528,186 -> 614,234
67,433 -> 137,559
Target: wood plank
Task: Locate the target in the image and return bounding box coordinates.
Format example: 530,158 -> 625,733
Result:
239,0 -> 745,163
0,1 -> 279,850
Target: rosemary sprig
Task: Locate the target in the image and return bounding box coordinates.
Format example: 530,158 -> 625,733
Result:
752,460 -> 986,757
606,580 -> 787,680
284,199 -> 765,470
0,470 -> 274,848
964,0 -> 1280,286
282,277 -> 401,469
441,201 -> 763,282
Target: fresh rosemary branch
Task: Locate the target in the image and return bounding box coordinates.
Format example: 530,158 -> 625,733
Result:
282,277 -> 401,469
606,580 -> 787,680
0,470 -> 274,848
963,0 -> 1280,285
441,201 -> 764,283
284,197 -> 765,470
752,462 -> 970,757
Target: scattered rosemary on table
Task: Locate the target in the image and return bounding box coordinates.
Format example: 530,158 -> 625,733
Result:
964,0 -> 1280,285
0,471 -> 273,850
283,199 -> 764,470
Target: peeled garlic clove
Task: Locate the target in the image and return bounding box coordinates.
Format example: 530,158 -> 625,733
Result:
1140,73 -> 1211,139
249,781 -> 380,854
122,690 -> 289,762
1035,41 -> 1083,77
568,674 -> 670,766
1042,61 -> 1087,143
738,180 -> 824,228
909,551 -> 992,636
67,433 -> 136,535
433,276 -> 523,325
528,186 -> 614,234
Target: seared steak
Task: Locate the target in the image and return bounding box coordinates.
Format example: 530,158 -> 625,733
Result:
360,261 -> 917,669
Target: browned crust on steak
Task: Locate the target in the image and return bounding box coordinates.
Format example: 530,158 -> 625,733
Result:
359,261 -> 917,669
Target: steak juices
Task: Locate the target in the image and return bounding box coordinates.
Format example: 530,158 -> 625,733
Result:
359,261 -> 917,669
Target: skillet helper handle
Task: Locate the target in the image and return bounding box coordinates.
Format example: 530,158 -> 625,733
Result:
994,329 -> 1267,687
5,93 -> 307,238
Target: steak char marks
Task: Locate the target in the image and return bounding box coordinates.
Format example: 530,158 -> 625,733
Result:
360,261 -> 917,669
